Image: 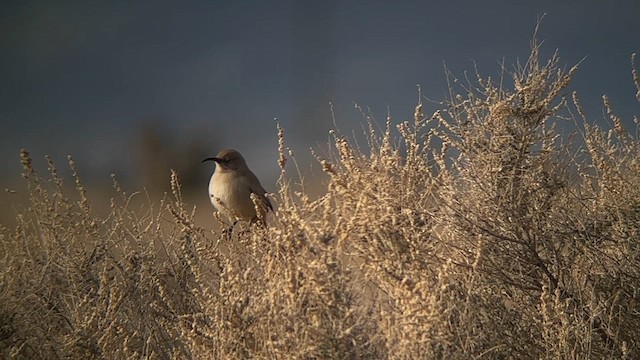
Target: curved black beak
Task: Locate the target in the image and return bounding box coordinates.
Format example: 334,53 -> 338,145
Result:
201,157 -> 220,164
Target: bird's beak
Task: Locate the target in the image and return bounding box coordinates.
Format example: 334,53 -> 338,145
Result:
201,157 -> 220,164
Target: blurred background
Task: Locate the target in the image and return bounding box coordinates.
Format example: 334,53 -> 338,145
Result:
1,0 -> 638,220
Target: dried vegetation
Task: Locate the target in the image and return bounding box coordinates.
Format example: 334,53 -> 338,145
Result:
2,39 -> 640,359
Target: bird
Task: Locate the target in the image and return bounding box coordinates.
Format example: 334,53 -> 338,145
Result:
202,149 -> 272,226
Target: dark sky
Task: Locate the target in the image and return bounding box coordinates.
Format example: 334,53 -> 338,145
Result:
1,0 -> 638,185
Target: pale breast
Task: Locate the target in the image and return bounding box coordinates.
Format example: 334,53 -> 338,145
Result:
208,172 -> 257,221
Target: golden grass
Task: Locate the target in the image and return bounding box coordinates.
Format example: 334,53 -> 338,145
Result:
1,39 -> 640,359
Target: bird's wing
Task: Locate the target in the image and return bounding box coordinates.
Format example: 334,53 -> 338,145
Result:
247,173 -> 273,211
260,194 -> 274,211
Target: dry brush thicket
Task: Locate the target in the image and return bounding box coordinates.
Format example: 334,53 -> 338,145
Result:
2,42 -> 640,359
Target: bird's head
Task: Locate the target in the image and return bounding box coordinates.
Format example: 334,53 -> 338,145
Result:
202,148 -> 247,171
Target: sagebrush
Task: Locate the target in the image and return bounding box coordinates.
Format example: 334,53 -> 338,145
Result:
2,39 -> 639,359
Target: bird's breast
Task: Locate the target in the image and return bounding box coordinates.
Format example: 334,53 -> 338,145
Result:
208,172 -> 256,220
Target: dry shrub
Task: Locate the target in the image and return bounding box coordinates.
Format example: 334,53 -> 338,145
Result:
0,153 -> 202,358
1,38 -> 639,359
427,40 -> 640,358
176,127 -> 382,359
